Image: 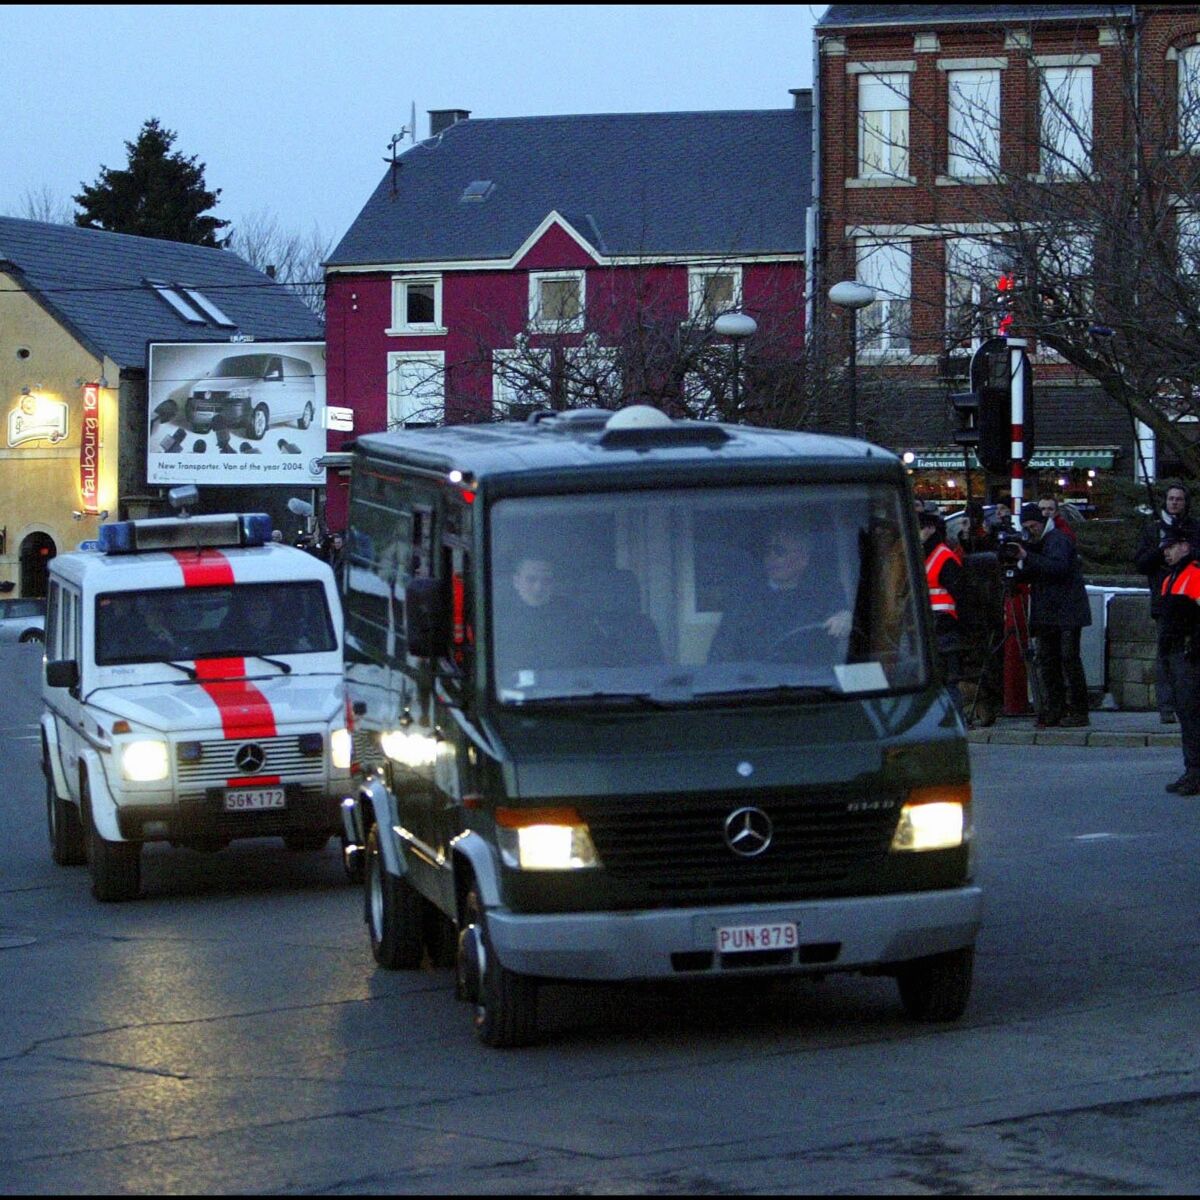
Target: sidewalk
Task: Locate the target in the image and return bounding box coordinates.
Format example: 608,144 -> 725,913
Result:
967,709 -> 1181,748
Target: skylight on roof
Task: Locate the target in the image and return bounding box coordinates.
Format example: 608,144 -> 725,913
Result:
460,180 -> 495,202
148,280 -> 205,323
182,287 -> 236,327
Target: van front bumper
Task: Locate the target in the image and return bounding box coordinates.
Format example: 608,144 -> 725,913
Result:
486,886 -> 982,982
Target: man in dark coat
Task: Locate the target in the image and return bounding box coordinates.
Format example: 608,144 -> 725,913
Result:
1013,502 -> 1092,727
1133,484 -> 1200,724
493,555 -> 596,682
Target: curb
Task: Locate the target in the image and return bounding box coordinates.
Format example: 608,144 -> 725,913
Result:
968,728 -> 1181,748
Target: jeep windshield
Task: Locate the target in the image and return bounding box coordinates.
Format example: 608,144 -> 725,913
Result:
95,581 -> 337,666
489,482 -> 929,705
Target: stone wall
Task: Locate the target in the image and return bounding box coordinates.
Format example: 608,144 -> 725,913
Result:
1107,595 -> 1158,710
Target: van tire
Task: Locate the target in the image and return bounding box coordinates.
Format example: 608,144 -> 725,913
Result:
247,404 -> 270,440
46,773 -> 86,866
896,946 -> 974,1022
297,402 -> 314,430
469,885 -> 539,1047
365,824 -> 422,969
82,779 -> 141,902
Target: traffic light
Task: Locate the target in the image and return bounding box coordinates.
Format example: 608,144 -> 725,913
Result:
996,271 -> 1016,336
950,388 -> 980,449
948,337 -> 1035,475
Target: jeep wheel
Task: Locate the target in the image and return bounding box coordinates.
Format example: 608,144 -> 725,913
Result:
248,404 -> 270,440
896,946 -> 974,1022
467,885 -> 539,1048
365,824 -> 422,969
297,401 -> 315,430
83,778 -> 141,902
46,772 -> 85,866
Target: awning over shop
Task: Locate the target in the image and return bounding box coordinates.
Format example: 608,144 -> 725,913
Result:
904,447 -> 1120,470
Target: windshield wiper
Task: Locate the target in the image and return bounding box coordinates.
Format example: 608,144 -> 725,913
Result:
242,653 -> 292,675
508,690 -> 673,709
692,684 -> 844,703
159,659 -> 198,681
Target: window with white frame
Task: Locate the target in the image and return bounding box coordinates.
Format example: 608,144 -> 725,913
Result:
856,240 -> 912,353
858,73 -> 910,178
687,266 -> 743,321
528,270 -> 585,332
390,276 -> 444,334
492,347 -> 552,414
945,236 -> 1011,347
387,351 -> 444,427
1179,46 -> 1200,149
1040,66 -> 1092,177
947,69 -> 1000,178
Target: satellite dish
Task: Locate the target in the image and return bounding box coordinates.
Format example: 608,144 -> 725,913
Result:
605,405 -> 671,431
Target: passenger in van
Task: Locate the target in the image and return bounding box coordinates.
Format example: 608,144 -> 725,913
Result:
710,527 -> 853,666
495,555 -> 598,676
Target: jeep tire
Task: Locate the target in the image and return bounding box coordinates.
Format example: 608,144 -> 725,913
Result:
83,778 -> 141,902
46,771 -> 86,866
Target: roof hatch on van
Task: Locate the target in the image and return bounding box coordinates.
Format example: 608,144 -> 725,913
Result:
598,405 -> 731,450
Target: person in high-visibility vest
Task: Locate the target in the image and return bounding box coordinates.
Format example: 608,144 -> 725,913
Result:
1157,530 -> 1200,794
919,510 -> 964,712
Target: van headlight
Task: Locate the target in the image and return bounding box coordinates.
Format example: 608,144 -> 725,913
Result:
121,740 -> 170,782
331,728 -> 353,770
890,784 -> 970,852
496,807 -> 600,870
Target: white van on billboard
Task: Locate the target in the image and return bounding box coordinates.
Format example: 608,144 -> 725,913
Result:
147,341 -> 327,486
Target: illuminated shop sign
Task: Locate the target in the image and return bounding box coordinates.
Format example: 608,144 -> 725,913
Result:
6,393 -> 68,447
80,383 -> 100,513
905,448 -> 1119,470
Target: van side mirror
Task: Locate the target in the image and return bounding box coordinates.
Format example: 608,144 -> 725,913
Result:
46,660 -> 79,689
405,577 -> 449,659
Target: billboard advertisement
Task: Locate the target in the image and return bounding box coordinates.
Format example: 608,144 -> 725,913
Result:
147,341 -> 326,486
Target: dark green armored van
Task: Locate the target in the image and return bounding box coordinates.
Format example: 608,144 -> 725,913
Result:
339,406 -> 980,1046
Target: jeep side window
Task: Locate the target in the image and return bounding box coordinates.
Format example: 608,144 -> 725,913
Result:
46,582 -> 60,658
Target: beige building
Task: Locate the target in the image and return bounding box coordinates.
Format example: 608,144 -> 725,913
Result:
0,218 -> 323,596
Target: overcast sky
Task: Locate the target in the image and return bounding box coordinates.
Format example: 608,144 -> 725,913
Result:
2,4 -> 824,251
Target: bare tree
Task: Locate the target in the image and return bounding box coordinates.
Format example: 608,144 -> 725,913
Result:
830,16 -> 1200,478
5,184 -> 75,224
226,208 -> 332,318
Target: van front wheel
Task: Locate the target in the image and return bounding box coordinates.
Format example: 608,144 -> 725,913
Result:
469,886 -> 539,1048
365,824 -> 422,969
247,404 -> 270,440
82,779 -> 141,902
896,946 -> 974,1022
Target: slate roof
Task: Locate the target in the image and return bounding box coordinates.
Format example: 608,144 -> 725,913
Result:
327,109 -> 810,268
819,4 -> 1133,27
0,217 -> 324,370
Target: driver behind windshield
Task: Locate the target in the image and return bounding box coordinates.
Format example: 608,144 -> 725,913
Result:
494,554 -> 598,678
709,525 -> 853,665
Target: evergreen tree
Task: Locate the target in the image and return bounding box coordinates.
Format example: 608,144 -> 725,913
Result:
74,118 -> 229,246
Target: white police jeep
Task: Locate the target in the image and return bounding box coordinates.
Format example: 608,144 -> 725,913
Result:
40,511 -> 352,901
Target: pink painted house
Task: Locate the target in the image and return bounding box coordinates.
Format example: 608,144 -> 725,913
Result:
323,102 -> 812,526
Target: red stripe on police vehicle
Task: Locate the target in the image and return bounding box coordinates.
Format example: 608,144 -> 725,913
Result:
170,550 -> 279,743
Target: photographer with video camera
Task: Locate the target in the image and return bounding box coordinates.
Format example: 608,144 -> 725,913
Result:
1156,530 -> 1200,793
1011,502 -> 1092,728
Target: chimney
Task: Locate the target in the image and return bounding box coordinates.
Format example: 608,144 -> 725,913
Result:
789,88 -> 812,115
429,109 -> 471,137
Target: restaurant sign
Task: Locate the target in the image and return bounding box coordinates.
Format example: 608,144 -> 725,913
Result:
907,447 -> 1119,471
6,393 -> 68,447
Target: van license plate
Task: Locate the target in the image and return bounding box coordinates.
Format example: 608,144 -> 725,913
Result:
224,787 -> 286,812
717,922 -> 798,953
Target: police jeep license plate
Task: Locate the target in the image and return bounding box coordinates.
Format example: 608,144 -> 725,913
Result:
717,922 -> 798,953
223,787 -> 286,812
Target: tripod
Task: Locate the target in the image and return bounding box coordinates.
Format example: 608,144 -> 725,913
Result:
966,570 -> 1045,725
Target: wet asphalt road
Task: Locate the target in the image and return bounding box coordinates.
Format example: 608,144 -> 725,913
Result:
1,641 -> 1198,1194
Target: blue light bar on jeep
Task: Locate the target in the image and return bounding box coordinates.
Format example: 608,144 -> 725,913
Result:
97,513 -> 273,554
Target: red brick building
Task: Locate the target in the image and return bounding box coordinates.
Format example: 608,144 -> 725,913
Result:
811,4 -> 1200,512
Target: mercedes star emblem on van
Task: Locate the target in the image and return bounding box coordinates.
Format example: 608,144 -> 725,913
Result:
724,806 -> 773,857
235,743 -> 266,774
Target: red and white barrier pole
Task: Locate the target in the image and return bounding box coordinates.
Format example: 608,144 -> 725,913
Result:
1008,338 -> 1027,529
1003,337 -> 1031,715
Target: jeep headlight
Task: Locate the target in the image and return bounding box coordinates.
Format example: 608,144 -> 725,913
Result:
331,728 -> 352,770
121,740 -> 170,782
496,806 -> 600,870
890,784 -> 970,852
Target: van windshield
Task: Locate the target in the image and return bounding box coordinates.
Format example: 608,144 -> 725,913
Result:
489,483 -> 928,704
95,581 -> 337,666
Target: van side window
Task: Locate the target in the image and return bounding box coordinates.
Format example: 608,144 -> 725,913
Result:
345,472 -> 438,664
265,357 -> 284,381
46,582 -> 61,658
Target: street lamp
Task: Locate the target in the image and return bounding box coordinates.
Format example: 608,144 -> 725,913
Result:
828,280 -> 877,438
713,311 -> 758,414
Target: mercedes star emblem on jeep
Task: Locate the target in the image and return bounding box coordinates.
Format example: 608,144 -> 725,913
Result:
235,743 -> 266,774
724,806 -> 773,857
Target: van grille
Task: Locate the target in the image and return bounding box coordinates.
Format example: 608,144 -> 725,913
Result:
580,791 -> 901,904
175,735 -> 323,787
